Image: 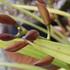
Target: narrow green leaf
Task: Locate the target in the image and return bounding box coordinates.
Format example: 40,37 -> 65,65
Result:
18,45 -> 46,59
13,4 -> 70,17
27,40 -> 70,64
0,39 -> 69,69
53,59 -> 70,70
0,62 -> 46,70
34,39 -> 70,55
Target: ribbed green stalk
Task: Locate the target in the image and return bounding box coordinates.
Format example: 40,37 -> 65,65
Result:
34,39 -> 70,55
13,5 -> 70,17
0,62 -> 46,70
28,40 -> 70,64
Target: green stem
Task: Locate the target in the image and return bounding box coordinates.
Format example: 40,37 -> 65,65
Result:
47,0 -> 67,36
12,4 -> 70,17
47,25 -> 51,40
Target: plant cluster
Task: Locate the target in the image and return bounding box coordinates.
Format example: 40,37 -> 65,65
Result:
0,0 -> 70,70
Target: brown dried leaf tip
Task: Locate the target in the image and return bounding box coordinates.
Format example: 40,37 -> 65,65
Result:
5,41 -> 28,52
4,51 -> 38,64
36,0 -> 51,25
34,55 -> 54,67
22,29 -> 39,41
0,14 -> 18,26
0,33 -> 14,41
5,29 -> 39,52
